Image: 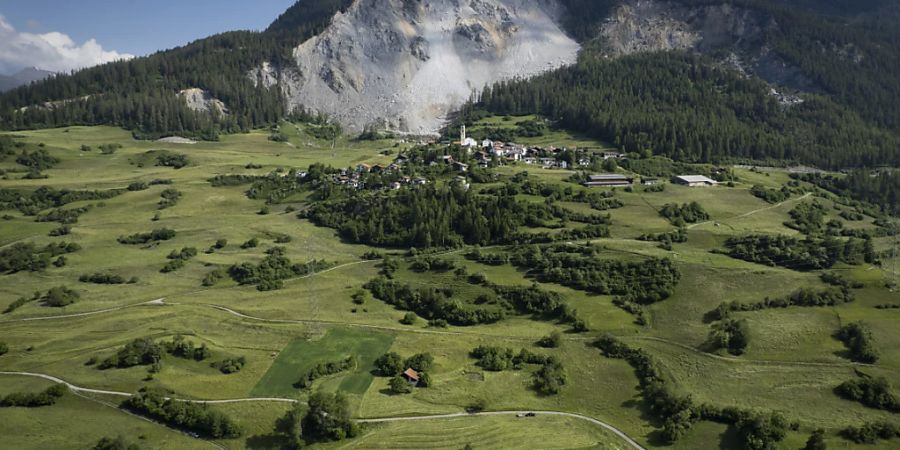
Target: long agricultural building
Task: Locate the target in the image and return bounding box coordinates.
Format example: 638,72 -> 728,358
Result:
584,174 -> 633,187
672,175 -> 718,187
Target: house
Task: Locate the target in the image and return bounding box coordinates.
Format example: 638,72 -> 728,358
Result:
559,161 -> 569,169
672,175 -> 718,187
600,151 -> 623,160
370,164 -> 385,173
402,368 -> 420,385
482,139 -> 494,149
453,161 -> 469,172
440,155 -> 455,164
389,182 -> 402,190
356,163 -> 371,173
584,174 -> 633,187
640,178 -> 659,185
412,177 -> 428,186
394,154 -> 410,165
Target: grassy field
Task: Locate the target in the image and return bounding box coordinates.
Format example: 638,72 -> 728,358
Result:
250,327 -> 394,398
0,124 -> 897,450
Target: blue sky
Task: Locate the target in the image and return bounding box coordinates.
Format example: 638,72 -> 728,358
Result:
0,0 -> 297,73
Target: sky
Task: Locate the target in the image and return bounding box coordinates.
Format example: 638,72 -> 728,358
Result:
0,0 -> 297,74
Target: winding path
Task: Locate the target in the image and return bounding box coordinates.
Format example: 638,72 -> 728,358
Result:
0,371 -> 298,404
0,371 -> 645,450
358,411 -> 646,450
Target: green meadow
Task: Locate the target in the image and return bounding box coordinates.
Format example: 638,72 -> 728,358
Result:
0,123 -> 897,450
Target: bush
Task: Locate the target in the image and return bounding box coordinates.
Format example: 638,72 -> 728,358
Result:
100,338 -> 163,369
117,228 -> 176,245
374,352 -> 404,376
835,377 -> 898,411
537,331 -> 563,348
43,286 -> 80,307
301,392 -> 358,442
202,268 -> 226,286
0,384 -> 66,407
389,375 -> 412,394
240,238 -> 259,249
841,421 -> 899,444
80,273 -> 126,284
533,358 -> 566,395
400,312 -> 417,325
0,342 -> 7,355
213,357 -> 247,374
708,319 -> 750,355
836,322 -> 879,363
124,388 -> 241,438
659,202 -> 709,225
295,356 -> 354,388
91,436 -> 141,450
155,152 -> 189,169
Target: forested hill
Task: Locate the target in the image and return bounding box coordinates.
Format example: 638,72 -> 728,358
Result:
0,0 -> 898,170
0,0 -> 354,140
455,0 -> 900,170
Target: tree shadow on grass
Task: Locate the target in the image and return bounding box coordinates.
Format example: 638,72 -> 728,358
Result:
245,433 -> 293,450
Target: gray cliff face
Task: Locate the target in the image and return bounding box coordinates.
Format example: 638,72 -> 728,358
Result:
597,0 -> 817,95
250,0 -> 580,134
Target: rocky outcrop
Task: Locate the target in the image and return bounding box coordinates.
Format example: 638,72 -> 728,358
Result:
598,0 -> 814,96
250,0 -> 579,134
178,88 -> 229,115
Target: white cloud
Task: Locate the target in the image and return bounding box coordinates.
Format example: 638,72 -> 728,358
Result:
0,15 -> 134,74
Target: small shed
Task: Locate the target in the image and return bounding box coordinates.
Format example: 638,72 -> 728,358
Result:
402,368 -> 420,385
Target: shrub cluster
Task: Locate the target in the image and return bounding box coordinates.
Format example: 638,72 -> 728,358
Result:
723,234 -> 873,270
659,202 -> 709,226
469,346 -> 565,395
835,377 -> 899,412
294,356 -> 355,389
594,335 -> 789,447
707,287 -> 855,322
100,338 -> 163,369
163,335 -> 210,361
212,357 -> 247,374
3,292 -> 40,313
118,228 -> 176,245
154,152 -> 189,169
842,421 -> 899,444
16,149 -> 59,171
509,244 -> 680,304
785,201 -> 827,234
161,247 -> 197,273
124,388 -> 240,438
202,268 -> 226,286
0,384 -> 66,407
0,241 -> 80,274
80,273 -> 127,284
229,247 -> 330,291
43,286 -> 80,307
750,185 -> 791,204
0,186 -> 122,215
836,322 -> 879,364
157,188 -> 182,209
707,318 -> 750,355
36,205 -> 92,224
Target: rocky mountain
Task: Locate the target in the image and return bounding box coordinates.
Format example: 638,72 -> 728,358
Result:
1,0 -> 897,150
251,0 -> 580,134
0,67 -> 55,92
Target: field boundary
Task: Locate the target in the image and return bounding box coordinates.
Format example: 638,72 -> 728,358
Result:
358,411 -> 646,450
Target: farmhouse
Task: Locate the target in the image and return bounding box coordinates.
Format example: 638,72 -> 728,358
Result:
584,174 -> 633,187
672,175 -> 718,187
402,368 -> 420,385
